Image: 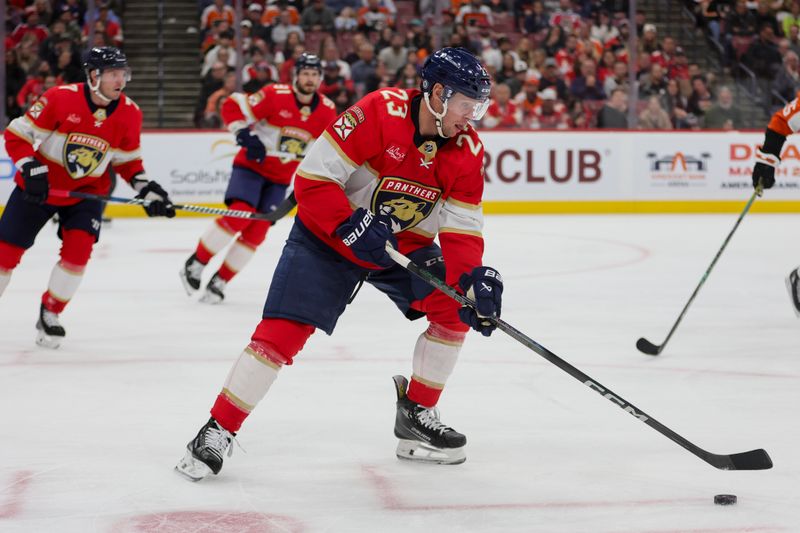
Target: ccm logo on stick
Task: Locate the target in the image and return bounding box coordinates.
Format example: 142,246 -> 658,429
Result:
584,380 -> 649,422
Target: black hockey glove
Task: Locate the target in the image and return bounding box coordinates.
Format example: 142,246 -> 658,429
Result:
20,159 -> 49,204
753,128 -> 786,189
336,207 -> 397,269
236,129 -> 266,162
752,155 -> 776,189
458,266 -> 503,337
135,180 -> 176,218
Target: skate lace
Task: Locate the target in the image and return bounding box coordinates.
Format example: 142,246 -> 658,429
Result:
203,424 -> 235,458
187,259 -> 204,279
415,407 -> 454,436
41,309 -> 61,328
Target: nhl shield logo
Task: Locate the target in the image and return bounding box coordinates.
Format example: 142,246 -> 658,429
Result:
63,133 -> 109,179
372,177 -> 441,233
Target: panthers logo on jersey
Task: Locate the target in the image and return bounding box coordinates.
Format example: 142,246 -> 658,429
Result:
63,133 -> 109,179
372,177 -> 441,233
278,126 -> 312,162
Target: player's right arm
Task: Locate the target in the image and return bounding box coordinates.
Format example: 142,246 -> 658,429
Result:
4,86 -> 62,165
221,84 -> 283,161
754,92 -> 800,189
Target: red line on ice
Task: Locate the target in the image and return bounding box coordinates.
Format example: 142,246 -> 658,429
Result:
0,470 -> 34,519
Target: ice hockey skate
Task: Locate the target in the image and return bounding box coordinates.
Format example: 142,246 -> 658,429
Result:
179,253 -> 205,295
392,375 -> 466,465
787,267 -> 800,317
175,417 -> 234,482
36,304 -> 65,349
199,273 -> 226,304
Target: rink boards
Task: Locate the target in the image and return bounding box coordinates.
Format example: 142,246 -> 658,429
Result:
2,129 -> 800,215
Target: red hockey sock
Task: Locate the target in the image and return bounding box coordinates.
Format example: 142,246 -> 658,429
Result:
406,377 -> 443,408
211,393 -> 249,434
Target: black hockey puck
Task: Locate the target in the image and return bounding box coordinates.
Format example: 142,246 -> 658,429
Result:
714,494 -> 737,505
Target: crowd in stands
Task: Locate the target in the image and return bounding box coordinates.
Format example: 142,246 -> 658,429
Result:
196,0 -> 751,130
4,1 -> 125,124
691,0 -> 800,106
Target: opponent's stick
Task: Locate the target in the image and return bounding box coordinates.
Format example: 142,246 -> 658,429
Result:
385,245 -> 772,471
636,186 -> 762,356
50,189 -> 297,222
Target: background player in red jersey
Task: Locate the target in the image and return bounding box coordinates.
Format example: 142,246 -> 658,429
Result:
0,47 -> 175,349
176,48 -> 505,481
179,52 -> 337,304
752,93 -> 800,316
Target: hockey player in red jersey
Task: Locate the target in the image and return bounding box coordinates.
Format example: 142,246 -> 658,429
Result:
0,47 -> 175,348
752,93 -> 800,316
179,52 -> 337,304
176,48 -> 504,481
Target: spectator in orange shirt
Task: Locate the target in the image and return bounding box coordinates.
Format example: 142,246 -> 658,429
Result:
514,75 -> 542,125
482,83 -> 522,128
203,71 -> 237,128
201,0 -> 235,31
530,88 -> 569,129
358,0 -> 394,31
263,0 -> 301,27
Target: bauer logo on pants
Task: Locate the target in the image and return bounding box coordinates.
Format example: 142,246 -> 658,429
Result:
63,133 -> 109,179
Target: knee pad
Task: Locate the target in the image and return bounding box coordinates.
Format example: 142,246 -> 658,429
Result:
218,200 -> 256,234
60,229 -> 94,268
240,219 -> 271,248
250,318 -> 316,366
0,241 -> 26,271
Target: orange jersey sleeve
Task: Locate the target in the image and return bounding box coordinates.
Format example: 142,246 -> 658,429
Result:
768,92 -> 800,137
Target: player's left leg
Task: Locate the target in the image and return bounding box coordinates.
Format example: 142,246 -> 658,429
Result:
181,166 -> 265,296
368,245 -> 469,464
200,181 -> 288,304
176,220 -> 365,481
0,187 -> 56,299
37,200 -> 102,348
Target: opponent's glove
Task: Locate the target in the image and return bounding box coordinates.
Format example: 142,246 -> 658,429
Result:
753,150 -> 778,189
458,266 -> 503,337
335,207 -> 397,268
20,159 -> 49,204
236,128 -> 266,162
134,179 -> 176,218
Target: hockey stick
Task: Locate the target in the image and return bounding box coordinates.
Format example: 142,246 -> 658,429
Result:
49,189 -> 297,222
385,245 -> 772,471
636,185 -> 762,356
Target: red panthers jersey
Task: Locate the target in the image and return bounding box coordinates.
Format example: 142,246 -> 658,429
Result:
4,83 -> 146,206
295,88 -> 486,287
221,83 -> 338,185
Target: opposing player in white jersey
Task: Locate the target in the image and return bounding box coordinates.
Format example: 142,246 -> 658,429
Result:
179,53 -> 337,303
175,47 -> 505,481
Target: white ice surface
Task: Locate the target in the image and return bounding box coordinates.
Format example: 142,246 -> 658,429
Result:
1,214 -> 799,533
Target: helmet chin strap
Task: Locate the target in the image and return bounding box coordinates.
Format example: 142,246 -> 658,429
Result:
423,91 -> 450,138
88,69 -> 114,104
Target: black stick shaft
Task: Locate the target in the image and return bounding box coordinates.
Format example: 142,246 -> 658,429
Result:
385,246 -> 772,471
51,189 -> 296,222
642,188 -> 760,354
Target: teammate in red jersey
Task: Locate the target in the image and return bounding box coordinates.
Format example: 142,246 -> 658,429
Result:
179,52 -> 337,304
752,93 -> 800,316
176,48 -> 505,481
0,47 -> 175,349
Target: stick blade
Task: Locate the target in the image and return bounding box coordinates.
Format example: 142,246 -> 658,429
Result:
708,448 -> 773,470
636,337 -> 662,356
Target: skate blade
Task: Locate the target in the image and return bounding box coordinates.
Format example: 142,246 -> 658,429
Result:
179,269 -> 198,296
174,448 -> 214,482
198,291 -> 223,305
786,273 -> 800,318
35,330 -> 62,349
396,439 -> 466,465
